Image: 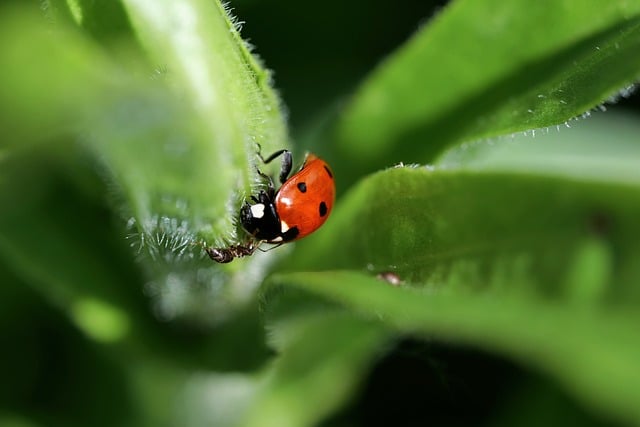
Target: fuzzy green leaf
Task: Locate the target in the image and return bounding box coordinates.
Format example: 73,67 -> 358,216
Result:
0,1 -> 290,321
334,0 -> 640,184
289,113 -> 640,305
288,167 -> 640,302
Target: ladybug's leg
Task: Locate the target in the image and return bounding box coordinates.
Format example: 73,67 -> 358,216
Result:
257,146 -> 293,184
257,242 -> 284,252
256,190 -> 273,204
277,151 -> 292,184
255,167 -> 275,196
280,226 -> 300,242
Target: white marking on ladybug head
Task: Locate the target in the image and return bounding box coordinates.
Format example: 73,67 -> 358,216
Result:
281,221 -> 290,233
270,236 -> 283,243
250,203 -> 265,219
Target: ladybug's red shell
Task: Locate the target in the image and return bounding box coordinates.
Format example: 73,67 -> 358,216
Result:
274,154 -> 335,240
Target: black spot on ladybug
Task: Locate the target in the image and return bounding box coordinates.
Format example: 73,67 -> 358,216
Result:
324,165 -> 333,179
319,201 -> 328,217
297,182 -> 307,193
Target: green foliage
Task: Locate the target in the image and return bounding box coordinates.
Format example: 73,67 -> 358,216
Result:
333,0 -> 640,185
265,271 -> 640,424
1,0 -> 640,426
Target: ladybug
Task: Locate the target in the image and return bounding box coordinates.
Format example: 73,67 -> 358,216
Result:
207,148 -> 335,263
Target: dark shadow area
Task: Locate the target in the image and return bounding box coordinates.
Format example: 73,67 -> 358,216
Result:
324,338 -> 618,427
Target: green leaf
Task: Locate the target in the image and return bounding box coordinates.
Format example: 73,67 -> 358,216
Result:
69,0 -> 288,251
0,156 -> 143,337
288,167 -> 640,302
0,1 -> 291,320
43,0 -> 133,42
0,153 -> 270,369
288,113 -> 640,303
163,313 -> 387,427
266,271 -> 640,424
0,262 -> 142,427
268,112 -> 640,424
333,0 -> 640,184
109,0 -> 290,315
436,111 -> 640,183
0,6 -> 119,143
119,0 -> 288,234
241,313 -> 388,427
0,163 -> 272,426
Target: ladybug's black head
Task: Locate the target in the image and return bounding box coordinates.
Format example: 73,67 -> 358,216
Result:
240,196 -> 282,242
